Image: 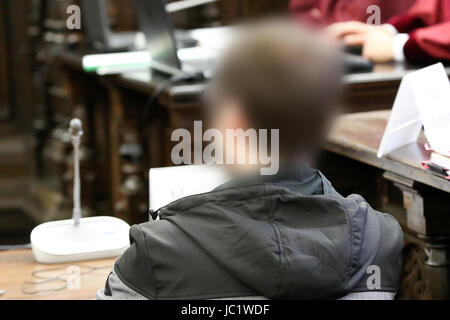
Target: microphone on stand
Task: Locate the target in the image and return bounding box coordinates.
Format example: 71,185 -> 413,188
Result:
69,119 -> 83,226
29,118 -> 130,264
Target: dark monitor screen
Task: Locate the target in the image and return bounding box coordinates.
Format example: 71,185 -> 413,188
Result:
81,0 -> 110,47
134,0 -> 181,70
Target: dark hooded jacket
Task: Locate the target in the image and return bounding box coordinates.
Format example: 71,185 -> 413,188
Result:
112,167 -> 403,299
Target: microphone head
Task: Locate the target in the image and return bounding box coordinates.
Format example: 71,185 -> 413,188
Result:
69,118 -> 83,136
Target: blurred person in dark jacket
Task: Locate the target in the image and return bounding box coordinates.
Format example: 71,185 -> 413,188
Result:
97,20 -> 403,300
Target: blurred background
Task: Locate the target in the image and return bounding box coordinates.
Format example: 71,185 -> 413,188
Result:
0,0 -> 292,245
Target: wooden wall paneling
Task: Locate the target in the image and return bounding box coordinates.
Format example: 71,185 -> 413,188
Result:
108,0 -> 138,31
108,86 -> 136,223
2,0 -> 34,134
0,1 -> 12,125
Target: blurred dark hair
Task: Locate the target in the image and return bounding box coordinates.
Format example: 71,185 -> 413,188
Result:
208,19 -> 343,158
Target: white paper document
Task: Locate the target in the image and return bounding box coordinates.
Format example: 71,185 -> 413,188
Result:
149,165 -> 230,211
377,63 -> 450,158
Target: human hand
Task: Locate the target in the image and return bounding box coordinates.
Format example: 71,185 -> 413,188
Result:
327,21 -> 377,46
362,29 -> 395,63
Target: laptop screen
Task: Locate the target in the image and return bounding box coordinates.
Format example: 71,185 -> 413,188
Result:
134,0 -> 181,71
81,0 -> 110,47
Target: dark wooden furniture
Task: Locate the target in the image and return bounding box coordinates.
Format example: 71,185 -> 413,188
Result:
322,110 -> 450,299
0,0 -> 34,136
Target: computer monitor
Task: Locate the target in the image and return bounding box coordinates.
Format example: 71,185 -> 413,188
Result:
81,0 -> 139,51
134,0 -> 181,72
81,0 -> 111,49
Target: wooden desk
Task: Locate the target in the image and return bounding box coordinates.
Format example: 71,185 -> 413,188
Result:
326,110 -> 450,194
323,110 -> 450,299
0,250 -> 114,300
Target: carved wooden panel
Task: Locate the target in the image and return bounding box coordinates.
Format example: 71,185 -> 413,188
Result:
399,242 -> 431,299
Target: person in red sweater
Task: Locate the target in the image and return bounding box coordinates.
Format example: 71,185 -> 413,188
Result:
289,0 -> 416,25
327,0 -> 450,64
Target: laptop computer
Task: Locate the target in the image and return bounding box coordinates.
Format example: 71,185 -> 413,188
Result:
342,44 -> 374,73
149,165 -> 229,211
81,0 -> 142,51
134,0 -> 227,77
343,53 -> 374,73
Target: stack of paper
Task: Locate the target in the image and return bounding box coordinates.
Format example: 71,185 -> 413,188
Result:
422,149 -> 450,179
430,152 -> 450,169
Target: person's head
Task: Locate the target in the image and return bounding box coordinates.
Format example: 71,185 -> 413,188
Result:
207,19 -> 342,175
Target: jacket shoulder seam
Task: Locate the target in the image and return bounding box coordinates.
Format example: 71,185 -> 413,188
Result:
141,226 -> 159,299
114,226 -> 158,300
264,184 -> 286,298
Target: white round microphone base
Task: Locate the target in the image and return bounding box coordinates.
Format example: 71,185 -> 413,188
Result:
30,216 -> 130,264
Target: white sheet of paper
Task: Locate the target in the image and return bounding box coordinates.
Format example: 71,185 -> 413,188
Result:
149,165 -> 230,211
377,63 -> 450,158
413,64 -> 450,155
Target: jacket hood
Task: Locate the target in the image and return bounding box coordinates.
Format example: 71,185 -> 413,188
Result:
116,167 -> 403,299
